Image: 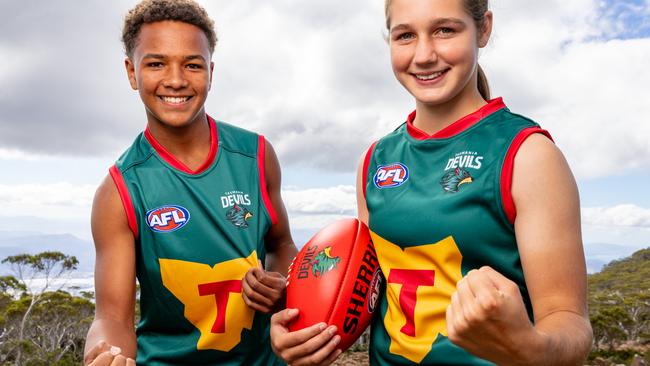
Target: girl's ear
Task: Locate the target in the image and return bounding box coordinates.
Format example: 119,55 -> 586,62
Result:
478,10 -> 493,48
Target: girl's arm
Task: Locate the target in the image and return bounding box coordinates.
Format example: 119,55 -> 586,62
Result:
447,134 -> 593,365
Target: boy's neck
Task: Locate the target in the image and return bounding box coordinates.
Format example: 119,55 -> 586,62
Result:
146,113 -> 212,172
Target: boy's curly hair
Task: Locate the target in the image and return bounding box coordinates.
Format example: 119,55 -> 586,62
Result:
122,0 -> 217,58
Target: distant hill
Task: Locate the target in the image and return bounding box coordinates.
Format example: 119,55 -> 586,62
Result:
584,242 -> 647,273
589,247 -> 650,294
0,231 -> 94,274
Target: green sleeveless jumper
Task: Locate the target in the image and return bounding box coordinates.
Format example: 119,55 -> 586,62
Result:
362,99 -> 551,365
109,117 -> 283,365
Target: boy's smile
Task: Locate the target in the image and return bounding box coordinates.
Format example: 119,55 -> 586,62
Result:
126,21 -> 213,129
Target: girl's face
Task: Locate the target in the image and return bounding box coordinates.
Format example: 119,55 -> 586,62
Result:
388,0 -> 491,106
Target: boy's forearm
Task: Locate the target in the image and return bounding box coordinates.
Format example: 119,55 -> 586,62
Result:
85,317 -> 138,359
265,241 -> 298,277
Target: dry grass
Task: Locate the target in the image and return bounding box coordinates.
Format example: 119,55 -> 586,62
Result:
332,351 -> 369,365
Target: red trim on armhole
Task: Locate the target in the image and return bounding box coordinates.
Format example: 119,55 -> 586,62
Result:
362,141 -> 378,198
501,127 -> 554,224
109,165 -> 139,238
258,136 -> 278,225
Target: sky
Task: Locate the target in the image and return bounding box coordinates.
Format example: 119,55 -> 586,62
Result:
0,0 -> 649,275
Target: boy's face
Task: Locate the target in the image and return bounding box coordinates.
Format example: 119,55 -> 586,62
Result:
125,21 -> 213,129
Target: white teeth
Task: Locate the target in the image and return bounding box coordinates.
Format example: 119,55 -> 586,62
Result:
161,96 -> 190,104
415,71 -> 444,80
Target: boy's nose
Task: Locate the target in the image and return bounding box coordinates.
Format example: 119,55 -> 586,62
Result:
163,66 -> 189,89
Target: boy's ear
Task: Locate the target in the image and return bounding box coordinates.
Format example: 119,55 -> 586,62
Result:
125,57 -> 138,90
209,61 -> 214,91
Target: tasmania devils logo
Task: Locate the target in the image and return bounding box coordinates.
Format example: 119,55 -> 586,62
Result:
146,205 -> 190,232
374,163 -> 409,189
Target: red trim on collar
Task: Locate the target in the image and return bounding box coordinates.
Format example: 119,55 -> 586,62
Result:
144,115 -> 218,175
406,98 -> 506,140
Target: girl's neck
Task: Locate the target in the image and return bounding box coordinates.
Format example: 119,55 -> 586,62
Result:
413,87 -> 487,136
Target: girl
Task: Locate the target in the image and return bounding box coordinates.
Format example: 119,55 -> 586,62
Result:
270,0 -> 593,365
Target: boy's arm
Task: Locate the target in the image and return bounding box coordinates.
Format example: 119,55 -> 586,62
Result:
262,140 -> 297,276
84,175 -> 137,365
241,139 -> 298,313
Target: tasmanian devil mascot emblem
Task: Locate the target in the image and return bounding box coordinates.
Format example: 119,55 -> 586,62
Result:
311,247 -> 340,277
225,204 -> 253,228
440,167 -> 473,193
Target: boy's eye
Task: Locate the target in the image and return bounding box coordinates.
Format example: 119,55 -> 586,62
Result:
147,62 -> 163,68
186,63 -> 202,69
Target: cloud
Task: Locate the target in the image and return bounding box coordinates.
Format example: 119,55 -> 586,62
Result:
0,183 -> 95,221
283,185 -> 356,215
582,204 -> 650,228
0,0 -> 649,179
0,1 -> 143,157
281,185 -> 357,231
484,1 -> 650,179
0,148 -> 43,161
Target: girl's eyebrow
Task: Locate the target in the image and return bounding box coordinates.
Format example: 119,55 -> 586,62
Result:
390,17 -> 466,33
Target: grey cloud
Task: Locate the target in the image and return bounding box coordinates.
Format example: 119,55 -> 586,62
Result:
8,1 -> 647,180
0,0 -> 400,171
0,1 -> 144,156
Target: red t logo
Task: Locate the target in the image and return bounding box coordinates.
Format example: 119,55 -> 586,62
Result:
387,269 -> 436,337
198,280 -> 242,333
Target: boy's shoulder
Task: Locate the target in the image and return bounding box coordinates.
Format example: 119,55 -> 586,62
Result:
114,132 -> 154,174
213,119 -> 262,158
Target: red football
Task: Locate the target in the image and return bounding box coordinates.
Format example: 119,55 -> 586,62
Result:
286,218 -> 383,351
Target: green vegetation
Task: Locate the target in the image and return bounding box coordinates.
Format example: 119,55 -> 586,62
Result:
0,249 -> 648,365
588,247 -> 650,364
0,252 -> 91,366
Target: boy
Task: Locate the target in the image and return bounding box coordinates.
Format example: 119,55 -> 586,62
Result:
84,1 -> 296,365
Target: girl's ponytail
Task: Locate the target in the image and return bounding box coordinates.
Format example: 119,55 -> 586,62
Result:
477,64 -> 490,101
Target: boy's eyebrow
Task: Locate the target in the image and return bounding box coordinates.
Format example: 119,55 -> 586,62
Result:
390,18 -> 466,33
142,53 -> 165,59
185,55 -> 207,62
141,54 -> 207,62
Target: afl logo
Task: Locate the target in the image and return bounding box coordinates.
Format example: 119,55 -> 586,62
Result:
374,163 -> 409,189
146,205 -> 190,233
368,269 -> 382,313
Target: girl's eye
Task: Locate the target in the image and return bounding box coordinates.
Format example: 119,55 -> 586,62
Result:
437,27 -> 455,36
396,32 -> 415,41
